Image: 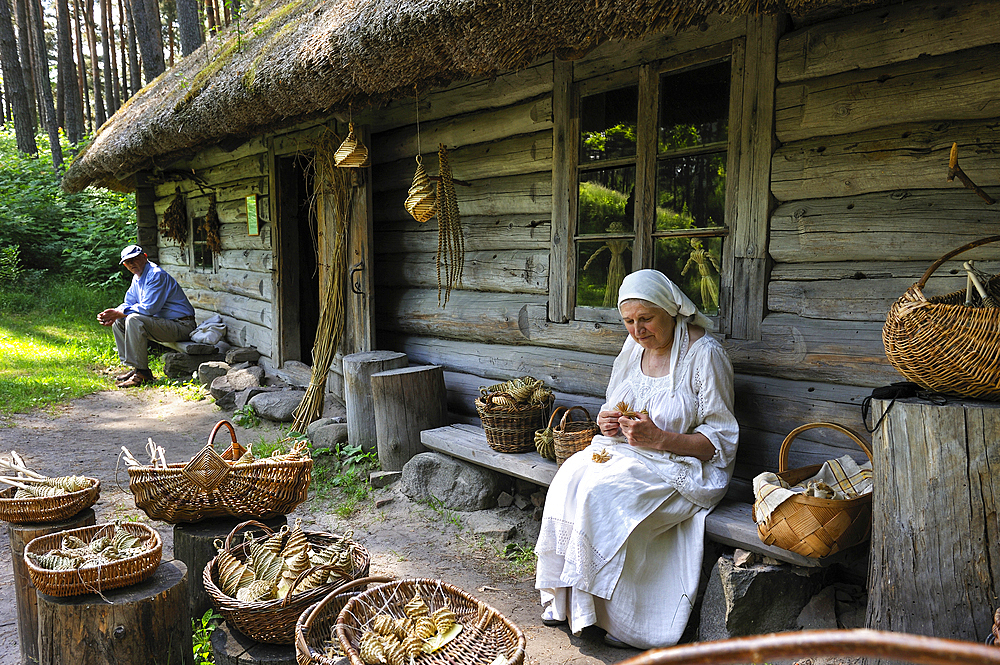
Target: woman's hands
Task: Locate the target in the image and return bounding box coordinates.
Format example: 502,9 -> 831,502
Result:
617,412 -> 665,450
597,408 -> 622,436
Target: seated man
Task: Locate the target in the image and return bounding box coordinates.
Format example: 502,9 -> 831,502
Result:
97,244 -> 197,387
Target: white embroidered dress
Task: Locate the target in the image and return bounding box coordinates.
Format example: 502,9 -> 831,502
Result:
534,322 -> 738,649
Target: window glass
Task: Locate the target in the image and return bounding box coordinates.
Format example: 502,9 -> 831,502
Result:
658,61 -> 730,151
577,238 -> 633,308
577,166 -> 636,235
655,153 -> 726,231
192,216 -> 212,269
654,235 -> 722,316
580,86 -> 638,161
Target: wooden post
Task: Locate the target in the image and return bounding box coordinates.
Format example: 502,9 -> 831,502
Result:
7,507 -> 96,665
37,559 -> 192,665
865,397 -> 1000,658
211,621 -> 296,665
371,365 -> 447,471
343,350 -> 407,453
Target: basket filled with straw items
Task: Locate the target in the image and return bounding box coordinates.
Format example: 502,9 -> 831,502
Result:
23,520 -> 162,596
475,376 -> 554,453
122,420 -> 312,523
204,519 -> 371,645
295,576 -> 396,665
0,451 -> 100,524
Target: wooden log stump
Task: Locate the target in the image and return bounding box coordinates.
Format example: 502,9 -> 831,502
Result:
343,350 -> 407,454
211,621 -> 298,665
37,559 -> 192,665
7,507 -> 96,665
372,365 -> 447,471
174,515 -> 288,621
865,397 -> 1000,663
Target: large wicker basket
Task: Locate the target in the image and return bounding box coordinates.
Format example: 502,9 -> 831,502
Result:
883,235 -> 1000,401
335,578 -> 526,665
294,576 -> 396,665
553,406 -> 599,467
754,423 -> 873,558
0,477 -> 100,524
126,420 -> 312,523
24,521 -> 162,597
475,392 -> 553,454
204,520 -> 371,645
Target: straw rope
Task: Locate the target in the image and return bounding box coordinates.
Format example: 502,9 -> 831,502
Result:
436,144 -> 463,307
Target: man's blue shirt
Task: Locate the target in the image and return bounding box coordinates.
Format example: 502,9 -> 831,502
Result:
120,261 -> 195,320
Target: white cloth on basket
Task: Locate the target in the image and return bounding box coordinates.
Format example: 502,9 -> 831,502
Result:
752,455 -> 873,524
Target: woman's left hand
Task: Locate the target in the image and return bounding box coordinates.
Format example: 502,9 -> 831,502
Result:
617,413 -> 666,450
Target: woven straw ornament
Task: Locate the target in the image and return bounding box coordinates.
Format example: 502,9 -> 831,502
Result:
404,155 -> 437,223
334,123 -> 369,168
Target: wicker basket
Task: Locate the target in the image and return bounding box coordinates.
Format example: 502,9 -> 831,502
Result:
475,392 -> 553,454
883,234 -> 1000,401
127,420 -> 312,523
24,521 -> 162,597
335,578 -> 526,665
553,406 -> 599,467
204,520 -> 371,645
295,576 -> 396,665
753,423 -> 873,558
0,477 -> 100,524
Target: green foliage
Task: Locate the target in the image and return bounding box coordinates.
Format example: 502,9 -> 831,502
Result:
233,403 -> 261,428
0,245 -> 24,286
0,127 -> 136,287
192,608 -> 222,664
310,440 -> 379,518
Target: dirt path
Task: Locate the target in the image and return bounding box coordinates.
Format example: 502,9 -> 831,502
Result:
0,388 -> 635,665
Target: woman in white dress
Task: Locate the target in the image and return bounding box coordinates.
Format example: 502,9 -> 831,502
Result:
534,269 -> 738,649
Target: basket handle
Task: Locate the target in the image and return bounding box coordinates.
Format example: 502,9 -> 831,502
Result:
302,575 -> 395,627
223,519 -> 276,550
208,420 -> 245,461
558,406 -> 593,431
545,406 -> 568,430
778,422 -> 872,473
916,235 -> 1000,290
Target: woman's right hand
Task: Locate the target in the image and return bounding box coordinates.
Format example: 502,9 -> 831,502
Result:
597,409 -> 622,436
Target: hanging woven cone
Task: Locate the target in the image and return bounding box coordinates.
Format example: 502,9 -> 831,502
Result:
334,123 -> 369,167
404,155 -> 437,223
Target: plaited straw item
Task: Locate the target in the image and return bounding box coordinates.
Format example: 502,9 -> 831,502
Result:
126,420 -> 312,523
204,520 -> 371,645
753,423 -> 873,559
24,521 -> 162,597
552,406 -> 599,467
295,576 -> 396,665
404,155 -> 437,223
475,392 -> 553,454
0,478 -> 100,524
883,235 -> 1000,401
533,406 -> 565,462
334,123 -> 369,168
335,578 -> 526,665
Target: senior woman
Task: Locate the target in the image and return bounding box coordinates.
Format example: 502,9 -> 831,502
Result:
534,269 -> 738,649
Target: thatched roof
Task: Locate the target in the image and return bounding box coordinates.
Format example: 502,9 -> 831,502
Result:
60,0 -> 878,193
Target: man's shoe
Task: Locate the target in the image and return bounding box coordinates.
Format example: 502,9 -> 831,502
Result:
117,371 -> 154,388
115,369 -> 135,382
603,633 -> 634,649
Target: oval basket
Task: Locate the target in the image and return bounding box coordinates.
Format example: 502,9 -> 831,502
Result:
24,521 -> 162,597
204,520 -> 371,645
883,235 -> 1000,401
126,421 -> 312,523
0,477 -> 100,524
553,406 -> 599,467
294,576 -> 396,665
335,578 -> 526,665
753,423 -> 873,558
475,392 -> 553,454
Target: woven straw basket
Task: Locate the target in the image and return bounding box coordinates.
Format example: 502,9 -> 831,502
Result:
553,406 -> 599,467
24,521 -> 162,597
754,423 -> 873,559
126,420 -> 312,523
335,578 -> 526,665
295,576 -> 396,665
204,520 -> 371,645
883,234 -> 1000,401
0,478 -> 100,524
475,392 -> 553,454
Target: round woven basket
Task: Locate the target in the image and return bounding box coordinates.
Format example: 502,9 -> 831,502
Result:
295,576 -> 395,665
24,521 -> 162,597
475,392 -> 552,454
335,578 -> 526,665
0,477 -> 100,524
204,520 -> 371,645
753,423 -> 873,558
553,406 -> 599,467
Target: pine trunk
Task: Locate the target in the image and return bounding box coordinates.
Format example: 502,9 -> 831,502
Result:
0,0 -> 37,152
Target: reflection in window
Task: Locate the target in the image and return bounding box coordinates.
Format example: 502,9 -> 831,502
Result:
658,61 -> 730,151
654,236 -> 722,315
656,153 -> 726,231
192,216 -> 213,270
578,166 -> 636,235
578,238 -> 633,308
580,87 -> 638,161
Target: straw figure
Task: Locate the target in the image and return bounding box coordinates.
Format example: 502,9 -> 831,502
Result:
582,220 -> 630,307
681,238 -> 720,311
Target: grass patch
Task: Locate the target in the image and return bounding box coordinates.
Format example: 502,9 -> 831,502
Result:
309,441 -> 379,518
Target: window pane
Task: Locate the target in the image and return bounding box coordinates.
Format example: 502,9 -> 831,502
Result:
577,239 -> 633,308
656,153 -> 725,231
654,236 -> 722,316
659,61 -> 730,151
578,166 -> 636,235
192,216 -> 212,269
580,86 -> 638,162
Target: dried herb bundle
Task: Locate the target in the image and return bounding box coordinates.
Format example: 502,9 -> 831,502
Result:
160,187 -> 188,244
202,193 -> 222,253
436,144 -> 463,307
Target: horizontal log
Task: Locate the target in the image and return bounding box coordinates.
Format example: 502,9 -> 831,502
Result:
219,220 -> 272,250
377,249 -> 547,293
185,287 -> 273,328
768,276 -> 932,322
777,0 -> 1000,83
375,214 -> 550,253
215,249 -> 273,273
770,261 -> 1000,289
272,122 -> 332,156
374,173 -> 551,222
436,368 -> 604,420
771,119 -> 1000,202
184,268 -> 273,302
204,310 -> 271,352
154,155 -> 266,199
775,45 -> 1000,144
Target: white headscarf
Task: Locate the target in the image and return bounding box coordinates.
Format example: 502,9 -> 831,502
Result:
607,269 -> 713,400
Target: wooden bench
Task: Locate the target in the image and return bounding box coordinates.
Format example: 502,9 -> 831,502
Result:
152,338 -> 223,355
420,423 -> 833,568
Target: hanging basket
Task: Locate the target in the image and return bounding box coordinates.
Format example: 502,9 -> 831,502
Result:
404,155 -> 437,223
883,235 -> 1000,401
334,123 -> 370,168
552,406 -> 599,467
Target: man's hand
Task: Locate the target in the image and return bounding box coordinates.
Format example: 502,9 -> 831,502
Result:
97,308 -> 124,326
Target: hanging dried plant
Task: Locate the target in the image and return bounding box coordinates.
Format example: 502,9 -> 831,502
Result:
436,144 -> 463,307
160,187 -> 189,244
201,192 -> 223,253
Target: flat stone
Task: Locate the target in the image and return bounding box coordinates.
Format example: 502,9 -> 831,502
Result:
164,351 -> 224,379
497,492 -> 514,508
797,585 -> 839,630
269,361 -> 312,388
400,453 -> 503,511
464,512 -> 517,541
530,489 -> 546,507
198,361 -> 230,388
370,471 -> 401,489
306,419 -> 349,451
234,386 -> 285,410
513,494 -> 531,510
249,389 -> 305,422
375,496 -> 395,509
228,366 -> 264,391
226,346 -> 261,365
209,375 -> 237,411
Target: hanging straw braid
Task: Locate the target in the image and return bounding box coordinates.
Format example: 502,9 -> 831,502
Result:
291,129 -> 351,434
436,144 -> 463,307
